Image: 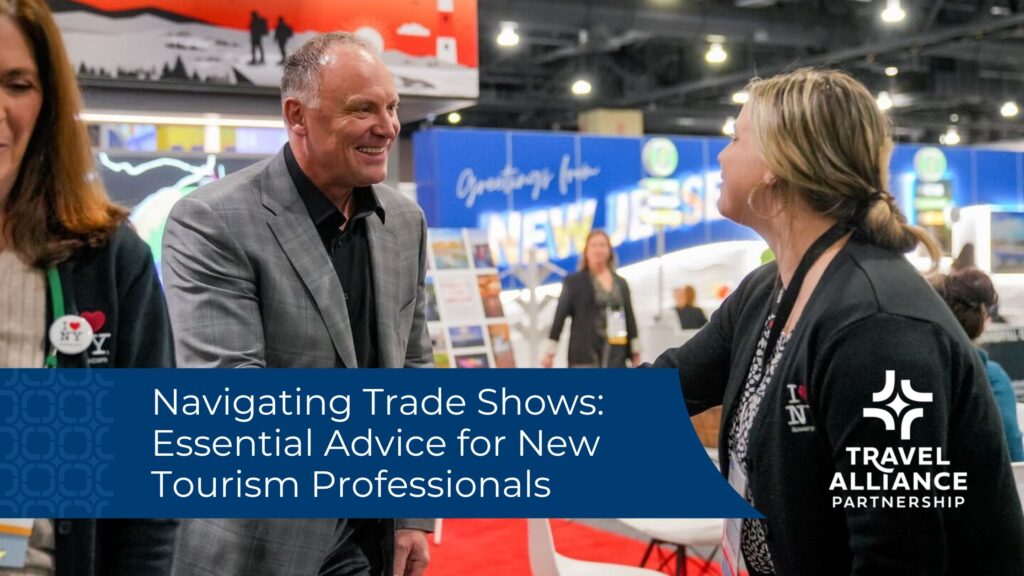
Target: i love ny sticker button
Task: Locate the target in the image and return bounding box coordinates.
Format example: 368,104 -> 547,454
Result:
48,315 -> 95,355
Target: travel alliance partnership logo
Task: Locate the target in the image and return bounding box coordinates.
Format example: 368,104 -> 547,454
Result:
862,369 -> 933,440
830,370 -> 967,510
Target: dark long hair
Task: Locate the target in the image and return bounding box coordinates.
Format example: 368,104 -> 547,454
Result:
929,267 -> 997,340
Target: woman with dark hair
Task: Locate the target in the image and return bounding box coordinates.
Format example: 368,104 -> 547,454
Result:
650,68 -> 1023,574
541,229 -> 641,367
0,0 -> 176,573
930,267 -> 1023,461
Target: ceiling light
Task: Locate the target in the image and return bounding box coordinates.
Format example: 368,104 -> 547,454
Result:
705,35 -> 728,65
731,91 -> 749,105
881,0 -> 906,23
571,78 -> 592,96
78,111 -> 284,128
950,113 -> 960,123
1000,101 -> 1019,118
447,112 -> 462,124
939,126 -> 960,146
876,91 -> 894,111
496,22 -> 520,47
885,66 -> 899,77
722,117 -> 736,136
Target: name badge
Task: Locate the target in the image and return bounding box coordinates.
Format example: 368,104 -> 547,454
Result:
722,458 -> 748,576
0,519 -> 33,568
606,309 -> 627,345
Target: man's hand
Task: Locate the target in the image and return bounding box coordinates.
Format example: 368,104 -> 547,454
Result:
393,529 -> 430,576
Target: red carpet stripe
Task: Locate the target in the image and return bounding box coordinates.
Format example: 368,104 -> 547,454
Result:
427,519 -> 735,575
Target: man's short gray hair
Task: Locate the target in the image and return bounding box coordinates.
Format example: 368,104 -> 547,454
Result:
281,31 -> 378,107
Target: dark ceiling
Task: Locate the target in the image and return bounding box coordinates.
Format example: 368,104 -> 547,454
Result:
449,0 -> 1024,144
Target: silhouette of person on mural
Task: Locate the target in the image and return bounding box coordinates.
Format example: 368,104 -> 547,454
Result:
249,10 -> 268,64
275,17 -> 294,64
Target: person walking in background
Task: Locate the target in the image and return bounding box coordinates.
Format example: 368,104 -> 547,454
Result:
274,16 -> 293,64
541,229 -> 641,368
248,10 -> 267,64
649,68 -> 1023,574
163,32 -> 431,576
673,285 -> 708,329
929,267 -> 1023,461
0,0 -> 176,572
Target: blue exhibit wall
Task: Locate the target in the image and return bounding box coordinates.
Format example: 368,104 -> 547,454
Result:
415,127 -> 1024,280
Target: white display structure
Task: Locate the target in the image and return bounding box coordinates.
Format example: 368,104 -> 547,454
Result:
426,228 -> 516,369
952,205 -> 1024,325
952,206 -> 1024,275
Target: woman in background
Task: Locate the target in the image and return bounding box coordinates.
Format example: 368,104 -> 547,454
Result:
673,284 -> 708,329
0,0 -> 176,573
541,229 -> 641,367
930,267 -> 1023,461
650,68 -> 1023,574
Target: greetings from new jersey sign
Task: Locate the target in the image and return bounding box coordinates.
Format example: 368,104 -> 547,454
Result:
414,128 -> 1024,278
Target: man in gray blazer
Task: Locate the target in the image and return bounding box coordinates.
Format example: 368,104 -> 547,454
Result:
162,32 -> 432,576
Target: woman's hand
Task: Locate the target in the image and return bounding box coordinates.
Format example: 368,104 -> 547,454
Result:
630,352 -> 641,367
540,352 -> 554,368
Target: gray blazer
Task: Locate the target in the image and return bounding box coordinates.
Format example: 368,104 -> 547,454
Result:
162,150 -> 433,576
163,150 -> 432,369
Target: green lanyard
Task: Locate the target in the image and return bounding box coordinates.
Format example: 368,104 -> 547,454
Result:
44,267 -> 64,368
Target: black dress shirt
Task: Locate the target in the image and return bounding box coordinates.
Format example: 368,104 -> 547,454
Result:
284,143 -> 383,368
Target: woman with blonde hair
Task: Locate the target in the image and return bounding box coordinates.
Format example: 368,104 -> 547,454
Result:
542,229 -> 641,367
650,68 -> 1023,574
0,0 -> 176,573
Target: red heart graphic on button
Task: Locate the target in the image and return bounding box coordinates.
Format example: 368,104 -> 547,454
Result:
798,384 -> 808,401
69,321 -> 81,331
81,310 -> 106,332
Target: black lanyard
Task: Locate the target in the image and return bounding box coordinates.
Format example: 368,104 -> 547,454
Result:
762,223 -> 849,359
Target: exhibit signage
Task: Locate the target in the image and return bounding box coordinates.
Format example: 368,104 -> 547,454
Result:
415,128 -> 1024,277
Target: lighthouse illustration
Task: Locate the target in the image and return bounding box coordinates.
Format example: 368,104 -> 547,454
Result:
437,0 -> 457,64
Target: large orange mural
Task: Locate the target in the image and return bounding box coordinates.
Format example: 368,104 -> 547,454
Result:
51,0 -> 479,98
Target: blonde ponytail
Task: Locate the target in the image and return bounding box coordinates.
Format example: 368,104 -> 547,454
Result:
746,68 -> 941,269
861,195 -> 941,268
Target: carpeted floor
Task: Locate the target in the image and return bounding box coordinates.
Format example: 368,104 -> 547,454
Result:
426,518 -> 733,575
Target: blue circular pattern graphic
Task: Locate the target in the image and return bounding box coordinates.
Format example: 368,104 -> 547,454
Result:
0,371 -> 114,515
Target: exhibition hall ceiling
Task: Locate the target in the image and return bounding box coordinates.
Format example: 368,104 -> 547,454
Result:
465,0 -> 1024,144
61,0 -> 1024,144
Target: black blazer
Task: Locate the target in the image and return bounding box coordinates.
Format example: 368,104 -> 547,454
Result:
652,232 -> 1024,574
675,305 -> 708,329
548,270 -> 638,365
41,224 -> 178,574
46,223 -> 175,368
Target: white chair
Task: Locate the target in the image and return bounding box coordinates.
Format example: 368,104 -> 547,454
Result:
527,519 -> 664,576
1013,463 -> 1024,513
619,518 -> 724,576
1016,403 -> 1024,454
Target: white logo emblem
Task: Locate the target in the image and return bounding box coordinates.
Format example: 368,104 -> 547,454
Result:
863,370 -> 933,441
